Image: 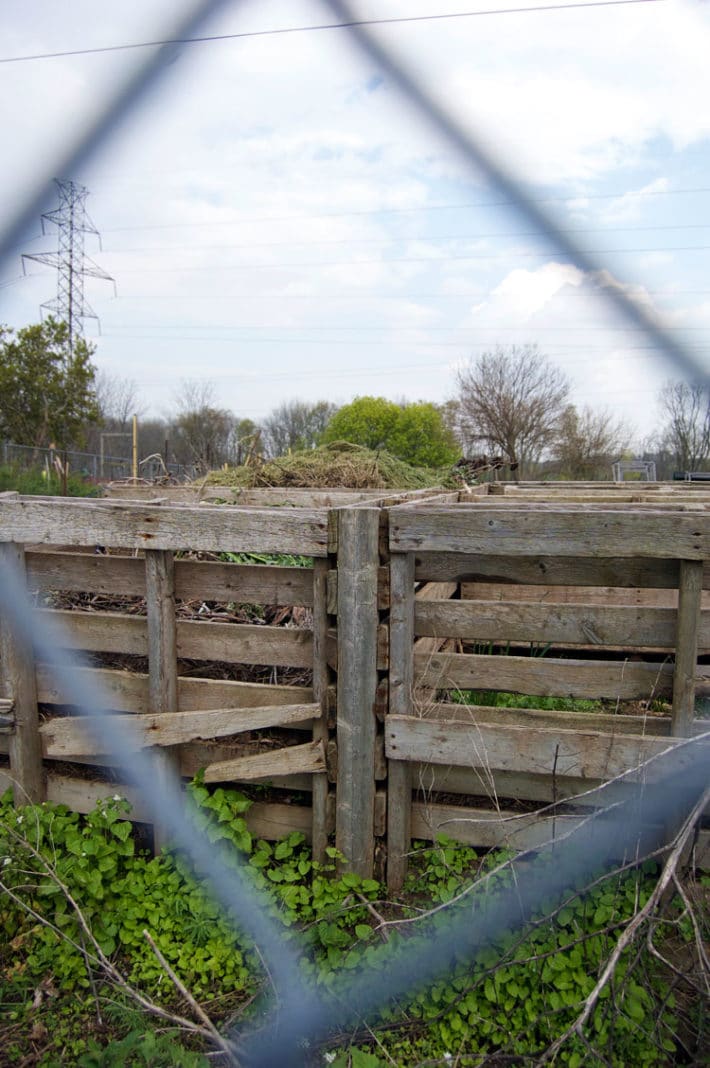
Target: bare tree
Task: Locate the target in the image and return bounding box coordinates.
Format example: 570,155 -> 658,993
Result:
658,379 -> 710,473
260,399 -> 338,458
554,404 -> 632,480
94,371 -> 145,430
172,379 -> 235,473
454,345 -> 570,479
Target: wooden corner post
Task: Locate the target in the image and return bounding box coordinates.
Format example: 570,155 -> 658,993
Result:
145,549 -> 180,852
387,551 -> 415,891
335,507 -> 380,877
671,559 -> 703,737
0,542 -> 44,805
311,557 -> 331,864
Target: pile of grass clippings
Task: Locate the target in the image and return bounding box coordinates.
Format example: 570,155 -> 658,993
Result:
205,441 -> 457,490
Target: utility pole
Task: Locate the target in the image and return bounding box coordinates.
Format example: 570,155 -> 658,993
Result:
22,178 -> 115,351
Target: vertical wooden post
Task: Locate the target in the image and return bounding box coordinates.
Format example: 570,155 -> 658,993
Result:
311,558 -> 330,864
671,559 -> 703,737
336,507 -> 380,877
0,542 -> 44,805
387,551 -> 415,890
145,549 -> 179,852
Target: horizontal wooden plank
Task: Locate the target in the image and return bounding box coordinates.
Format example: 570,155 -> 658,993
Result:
0,496 -> 329,556
474,494 -> 710,509
8,771 -> 318,841
386,714 -> 685,781
44,610 -> 314,668
415,580 -> 459,602
411,802 -> 584,849
203,740 -> 325,782
26,551 -> 145,595
25,552 -> 314,606
459,582 -> 687,607
420,702 -> 679,736
39,702 -> 320,757
411,763 -> 610,804
410,801 -> 662,857
413,552 -> 698,589
393,508 -> 710,559
415,599 -> 701,649
414,651 -> 676,700
176,560 -> 313,606
413,581 -> 459,657
36,664 -> 313,714
104,484 -> 384,507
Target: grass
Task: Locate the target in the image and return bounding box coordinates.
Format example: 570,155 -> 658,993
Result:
205,441 -> 457,490
0,463 -> 99,497
451,689 -> 605,713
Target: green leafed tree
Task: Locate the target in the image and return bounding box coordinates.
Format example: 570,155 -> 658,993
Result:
0,318 -> 99,450
322,396 -> 460,467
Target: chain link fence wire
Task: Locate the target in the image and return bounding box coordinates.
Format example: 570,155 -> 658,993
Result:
1,1 -> 709,1064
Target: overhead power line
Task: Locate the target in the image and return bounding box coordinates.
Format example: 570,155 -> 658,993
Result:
100,222 -> 710,256
0,0 -> 666,65
99,185 -> 710,233
105,244 -> 710,274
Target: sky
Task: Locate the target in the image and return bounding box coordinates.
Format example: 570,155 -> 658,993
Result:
1,0 -> 710,446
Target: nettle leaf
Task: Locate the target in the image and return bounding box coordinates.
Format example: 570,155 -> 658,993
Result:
110,821 -> 132,842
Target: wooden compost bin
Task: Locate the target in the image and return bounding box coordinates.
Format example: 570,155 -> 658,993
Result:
1,485 -> 709,887
0,491 -> 337,856
386,496 -> 710,887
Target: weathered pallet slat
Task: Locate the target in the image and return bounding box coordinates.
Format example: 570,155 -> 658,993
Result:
672,560 -> 703,737
39,702 -> 320,756
336,508 -> 380,877
311,558 -> 331,864
203,739 -> 326,782
415,599 -> 704,649
395,509 -> 710,559
459,582 -> 691,608
417,702 -> 691,736
386,714 -> 685,782
36,664 -> 313,713
0,769 -> 321,841
145,549 -> 179,851
410,802 -> 662,856
26,552 -> 314,606
0,496 -> 329,556
44,610 -> 314,667
414,552 -> 708,589
414,651 -> 676,700
387,552 -> 415,890
0,543 -> 44,804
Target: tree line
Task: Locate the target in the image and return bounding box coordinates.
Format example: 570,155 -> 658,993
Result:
1,320 -> 707,481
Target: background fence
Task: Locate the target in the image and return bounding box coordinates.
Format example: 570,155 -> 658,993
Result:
1,441 -> 193,482
0,484 -> 707,889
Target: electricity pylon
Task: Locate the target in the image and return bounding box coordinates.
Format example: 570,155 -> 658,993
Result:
22,178 -> 115,352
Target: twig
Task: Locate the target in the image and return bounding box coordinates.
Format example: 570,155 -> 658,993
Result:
536,784 -> 710,1065
143,929 -> 238,1063
0,819 -> 227,1045
355,892 -> 391,942
79,929 -> 103,1025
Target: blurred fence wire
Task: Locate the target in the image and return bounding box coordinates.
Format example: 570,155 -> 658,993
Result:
1,1 -> 709,1065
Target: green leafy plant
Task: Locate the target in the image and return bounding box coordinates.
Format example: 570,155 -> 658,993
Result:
0,786 -> 699,1067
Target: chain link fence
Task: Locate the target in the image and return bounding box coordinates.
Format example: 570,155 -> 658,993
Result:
1,441 -> 194,482
1,1 -> 708,1064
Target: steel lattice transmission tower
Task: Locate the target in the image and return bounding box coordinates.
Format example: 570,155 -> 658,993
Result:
22,178 -> 115,352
